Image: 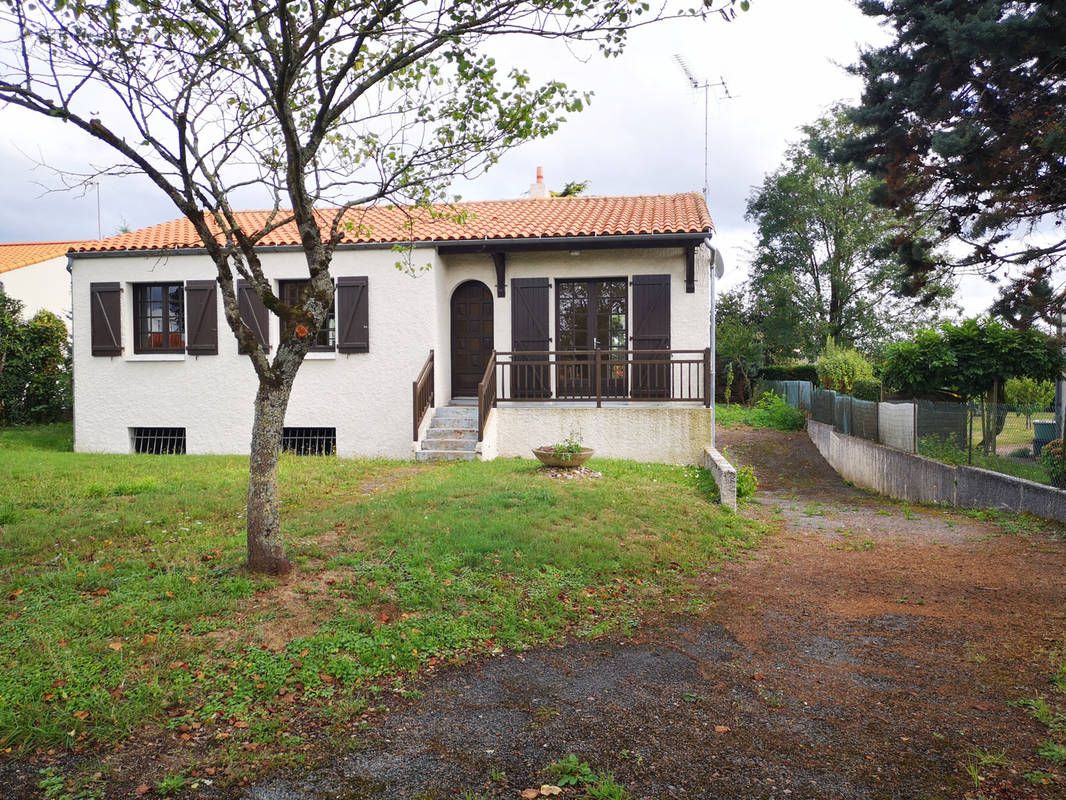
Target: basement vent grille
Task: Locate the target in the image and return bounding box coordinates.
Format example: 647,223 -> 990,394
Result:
282,427 -> 337,456
131,427 -> 187,455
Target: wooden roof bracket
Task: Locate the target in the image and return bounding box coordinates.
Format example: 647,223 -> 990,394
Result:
493,251 -> 506,298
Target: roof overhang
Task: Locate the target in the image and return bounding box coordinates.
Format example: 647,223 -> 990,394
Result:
67,231 -> 713,260
435,231 -> 711,254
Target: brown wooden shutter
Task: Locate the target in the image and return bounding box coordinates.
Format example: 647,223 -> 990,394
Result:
336,276 -> 369,353
90,282 -> 122,356
185,280 -> 218,355
632,274 -> 671,398
237,279 -> 270,353
510,277 -> 550,398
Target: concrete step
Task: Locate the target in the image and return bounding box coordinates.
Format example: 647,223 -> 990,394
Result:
425,428 -> 477,441
432,406 -> 479,420
426,420 -> 477,433
422,438 -> 477,452
415,449 -> 477,462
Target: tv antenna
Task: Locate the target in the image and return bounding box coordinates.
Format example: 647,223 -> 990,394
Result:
674,54 -> 733,203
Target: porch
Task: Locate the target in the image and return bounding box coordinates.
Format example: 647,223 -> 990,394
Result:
412,349 -> 713,464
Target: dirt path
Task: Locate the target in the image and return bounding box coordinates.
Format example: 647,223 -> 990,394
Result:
242,428 -> 1066,800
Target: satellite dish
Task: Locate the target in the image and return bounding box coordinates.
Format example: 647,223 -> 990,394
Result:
704,238 -> 726,279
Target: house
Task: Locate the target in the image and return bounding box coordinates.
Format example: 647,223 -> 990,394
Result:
0,240 -> 82,324
69,180 -> 716,463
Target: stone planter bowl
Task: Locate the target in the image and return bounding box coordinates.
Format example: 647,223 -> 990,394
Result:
532,447 -> 595,468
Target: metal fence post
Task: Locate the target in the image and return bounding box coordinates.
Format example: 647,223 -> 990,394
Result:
912,400 -> 918,454
595,348 -> 602,409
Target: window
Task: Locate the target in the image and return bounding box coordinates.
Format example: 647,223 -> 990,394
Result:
133,283 -> 185,353
556,279 -> 628,398
279,280 -> 335,351
131,427 -> 186,454
282,427 -> 336,455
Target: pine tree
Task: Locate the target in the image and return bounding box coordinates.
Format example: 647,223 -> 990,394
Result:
841,1 -> 1066,307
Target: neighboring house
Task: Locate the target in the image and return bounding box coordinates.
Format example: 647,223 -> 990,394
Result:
70,185 -> 716,463
0,240 -> 82,324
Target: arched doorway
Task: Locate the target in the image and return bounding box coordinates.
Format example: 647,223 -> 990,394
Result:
450,280 -> 494,397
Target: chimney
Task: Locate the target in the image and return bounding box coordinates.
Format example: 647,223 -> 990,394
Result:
529,166 -> 549,199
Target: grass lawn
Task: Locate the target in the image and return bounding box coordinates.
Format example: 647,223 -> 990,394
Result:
0,424 -> 760,792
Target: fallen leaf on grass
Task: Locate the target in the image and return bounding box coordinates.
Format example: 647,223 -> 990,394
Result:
72,710 -> 89,720
108,640 -> 123,651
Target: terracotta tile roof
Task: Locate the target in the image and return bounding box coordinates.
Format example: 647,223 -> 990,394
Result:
0,241 -> 85,274
73,193 -> 712,254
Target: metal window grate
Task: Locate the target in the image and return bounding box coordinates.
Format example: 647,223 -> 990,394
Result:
282,427 -> 336,456
131,427 -> 186,454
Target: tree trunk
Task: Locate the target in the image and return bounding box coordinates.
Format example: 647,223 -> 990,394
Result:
247,380 -> 293,575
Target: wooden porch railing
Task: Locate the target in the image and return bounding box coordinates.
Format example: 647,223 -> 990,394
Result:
494,349 -> 711,407
412,350 -> 434,440
477,350 -> 497,442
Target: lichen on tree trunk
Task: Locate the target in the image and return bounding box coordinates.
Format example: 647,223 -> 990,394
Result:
246,380 -> 294,575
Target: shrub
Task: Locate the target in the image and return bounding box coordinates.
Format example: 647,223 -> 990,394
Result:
1040,439 -> 1066,488
759,364 -> 819,384
736,464 -> 758,498
852,378 -> 882,402
0,293 -> 71,426
1005,376 -> 1055,428
744,391 -> 806,431
815,343 -> 874,394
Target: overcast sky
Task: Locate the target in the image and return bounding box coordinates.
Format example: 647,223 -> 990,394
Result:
0,0 -> 997,314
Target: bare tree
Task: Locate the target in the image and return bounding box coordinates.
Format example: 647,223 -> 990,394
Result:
0,0 -> 745,574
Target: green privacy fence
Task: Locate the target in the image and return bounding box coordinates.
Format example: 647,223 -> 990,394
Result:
760,379 -> 1059,485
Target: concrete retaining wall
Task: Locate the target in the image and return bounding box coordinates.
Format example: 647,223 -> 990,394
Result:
703,446 -> 737,512
494,404 -> 710,464
808,419 -> 1066,524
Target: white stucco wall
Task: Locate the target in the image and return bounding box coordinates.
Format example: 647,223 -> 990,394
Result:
71,239 -> 714,460
71,247 -> 441,458
0,255 -> 72,324
493,404 -> 711,464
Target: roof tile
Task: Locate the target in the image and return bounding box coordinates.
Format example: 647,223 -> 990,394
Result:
74,194 -> 712,254
0,241 -> 85,274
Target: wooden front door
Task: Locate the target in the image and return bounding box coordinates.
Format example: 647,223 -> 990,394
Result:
451,280 -> 494,397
